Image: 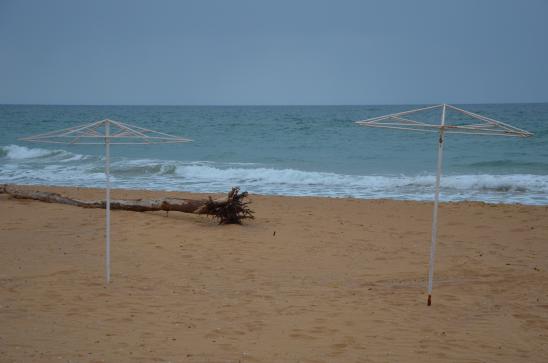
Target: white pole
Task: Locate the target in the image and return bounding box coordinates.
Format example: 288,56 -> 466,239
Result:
105,121 -> 111,284
427,104 -> 446,306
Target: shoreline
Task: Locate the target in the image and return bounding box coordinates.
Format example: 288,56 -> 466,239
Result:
3,182 -> 547,208
1,184 -> 547,362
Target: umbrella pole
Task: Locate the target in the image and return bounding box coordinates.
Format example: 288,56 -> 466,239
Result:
105,122 -> 111,284
427,104 -> 446,306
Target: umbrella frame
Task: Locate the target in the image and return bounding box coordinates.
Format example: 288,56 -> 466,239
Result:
20,119 -> 191,284
356,104 -> 532,305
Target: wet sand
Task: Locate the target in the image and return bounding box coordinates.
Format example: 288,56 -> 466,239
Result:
1,185 -> 547,362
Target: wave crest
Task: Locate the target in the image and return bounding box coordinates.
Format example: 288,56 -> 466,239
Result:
1,144 -> 547,205
0,144 -> 85,161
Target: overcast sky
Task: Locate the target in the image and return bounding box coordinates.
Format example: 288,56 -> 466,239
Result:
0,0 -> 547,105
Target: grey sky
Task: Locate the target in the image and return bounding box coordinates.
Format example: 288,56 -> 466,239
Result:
0,0 -> 546,105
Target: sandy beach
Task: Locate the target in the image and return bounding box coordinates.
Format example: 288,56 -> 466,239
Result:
1,185 -> 547,362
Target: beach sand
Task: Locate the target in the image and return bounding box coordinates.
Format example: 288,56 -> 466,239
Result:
1,185 -> 547,362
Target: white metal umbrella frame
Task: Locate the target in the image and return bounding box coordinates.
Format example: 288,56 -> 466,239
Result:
20,119 -> 192,284
356,104 -> 532,305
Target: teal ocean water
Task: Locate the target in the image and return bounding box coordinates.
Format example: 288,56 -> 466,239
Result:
1,104 -> 547,204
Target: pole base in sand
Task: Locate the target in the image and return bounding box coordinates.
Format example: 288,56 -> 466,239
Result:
427,294 -> 432,306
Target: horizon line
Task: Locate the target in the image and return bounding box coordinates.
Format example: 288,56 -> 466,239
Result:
1,101 -> 547,107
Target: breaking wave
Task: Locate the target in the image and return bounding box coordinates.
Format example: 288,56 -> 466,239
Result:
0,144 -> 87,162
1,144 -> 548,205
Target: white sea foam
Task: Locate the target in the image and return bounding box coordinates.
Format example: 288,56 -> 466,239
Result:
1,144 -> 55,159
0,144 -> 86,161
1,145 -> 547,204
174,165 -> 548,194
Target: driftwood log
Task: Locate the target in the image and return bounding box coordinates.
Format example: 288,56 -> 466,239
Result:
0,184 -> 254,224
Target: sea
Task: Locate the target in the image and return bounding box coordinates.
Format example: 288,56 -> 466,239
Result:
1,104 -> 547,205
